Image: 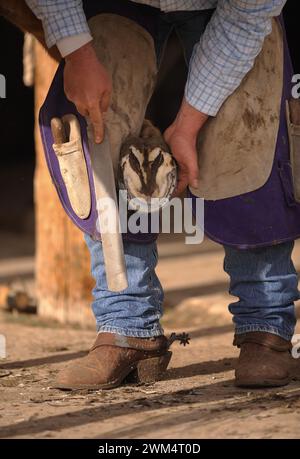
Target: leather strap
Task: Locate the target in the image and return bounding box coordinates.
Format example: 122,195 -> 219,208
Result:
233,332 -> 292,352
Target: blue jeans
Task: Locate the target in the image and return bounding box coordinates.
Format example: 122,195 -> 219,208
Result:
86,235 -> 298,341
224,243 -> 298,341
85,235 -> 164,337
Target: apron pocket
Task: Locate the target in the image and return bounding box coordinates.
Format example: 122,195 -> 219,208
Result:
286,99 -> 300,203
278,160 -> 296,207
52,115 -> 91,219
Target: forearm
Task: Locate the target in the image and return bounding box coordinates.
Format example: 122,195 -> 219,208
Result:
185,0 -> 287,116
173,99 -> 208,137
25,0 -> 92,56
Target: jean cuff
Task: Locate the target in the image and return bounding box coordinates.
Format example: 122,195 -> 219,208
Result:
96,324 -> 164,338
235,324 -> 293,342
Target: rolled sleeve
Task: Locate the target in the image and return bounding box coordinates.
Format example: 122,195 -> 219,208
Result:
56,33 -> 93,57
185,0 -> 287,116
25,0 -> 91,48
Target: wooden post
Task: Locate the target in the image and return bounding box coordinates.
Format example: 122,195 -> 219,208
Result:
34,42 -> 94,326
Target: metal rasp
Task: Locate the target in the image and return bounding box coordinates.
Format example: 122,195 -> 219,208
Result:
87,124 -> 128,292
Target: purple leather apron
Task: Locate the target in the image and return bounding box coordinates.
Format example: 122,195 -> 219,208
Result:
39,0 -> 161,243
190,17 -> 300,249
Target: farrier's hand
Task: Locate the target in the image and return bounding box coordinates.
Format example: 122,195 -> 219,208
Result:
164,99 -> 208,196
64,42 -> 112,143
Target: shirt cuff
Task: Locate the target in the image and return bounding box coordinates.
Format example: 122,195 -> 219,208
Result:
42,6 -> 91,48
56,33 -> 93,57
184,82 -> 227,117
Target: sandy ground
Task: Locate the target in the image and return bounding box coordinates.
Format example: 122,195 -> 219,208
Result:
0,235 -> 300,439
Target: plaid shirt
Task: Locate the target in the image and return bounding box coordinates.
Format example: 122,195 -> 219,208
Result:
26,0 -> 286,115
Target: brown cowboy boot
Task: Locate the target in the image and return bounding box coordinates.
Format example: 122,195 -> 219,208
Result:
54,332 -> 189,390
234,331 -> 293,388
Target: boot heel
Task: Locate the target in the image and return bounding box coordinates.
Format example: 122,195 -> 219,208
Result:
129,351 -> 172,384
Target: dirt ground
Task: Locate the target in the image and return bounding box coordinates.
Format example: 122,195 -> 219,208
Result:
1,236 -> 300,439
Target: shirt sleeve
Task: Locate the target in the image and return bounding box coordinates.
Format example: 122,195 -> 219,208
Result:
25,0 -> 92,50
185,0 -> 287,116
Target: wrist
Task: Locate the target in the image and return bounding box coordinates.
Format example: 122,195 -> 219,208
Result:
65,41 -> 97,63
175,98 -> 208,136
